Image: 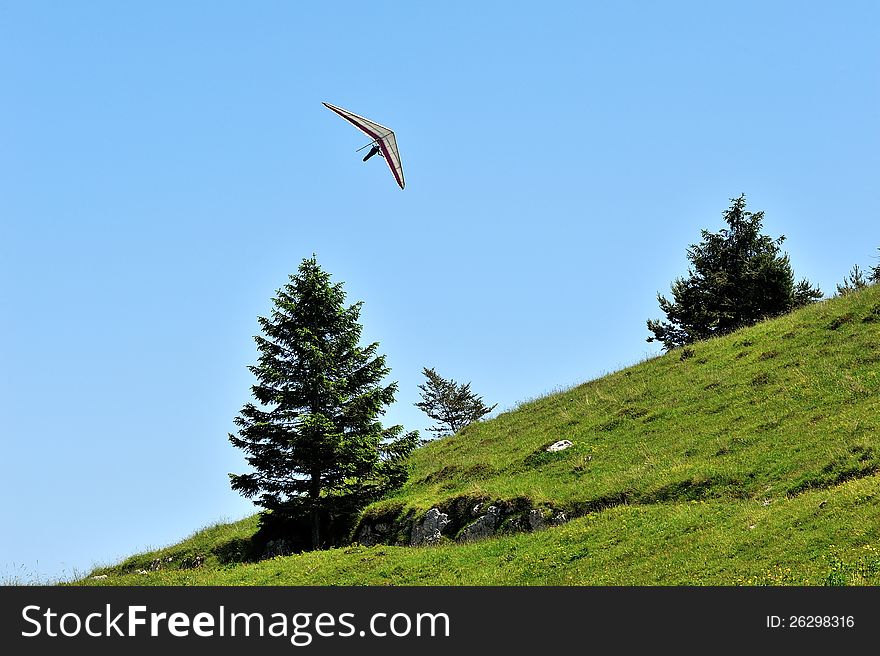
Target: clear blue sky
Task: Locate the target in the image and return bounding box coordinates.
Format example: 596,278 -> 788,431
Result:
1,1 -> 877,582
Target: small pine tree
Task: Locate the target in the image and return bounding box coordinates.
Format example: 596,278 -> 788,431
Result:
229,256 -> 418,550
836,264 -> 869,297
415,367 -> 497,437
647,195 -> 822,351
869,248 -> 880,284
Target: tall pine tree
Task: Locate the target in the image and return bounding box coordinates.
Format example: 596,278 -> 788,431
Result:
647,195 -> 822,350
229,256 -> 417,550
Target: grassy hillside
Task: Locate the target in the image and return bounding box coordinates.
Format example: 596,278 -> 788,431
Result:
78,284 -> 880,585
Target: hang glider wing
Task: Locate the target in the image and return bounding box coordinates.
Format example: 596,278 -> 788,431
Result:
323,102 -> 405,190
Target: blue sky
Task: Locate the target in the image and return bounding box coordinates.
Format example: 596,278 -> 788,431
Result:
1,1 -> 877,582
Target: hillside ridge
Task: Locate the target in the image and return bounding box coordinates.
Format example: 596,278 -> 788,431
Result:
79,284 -> 880,585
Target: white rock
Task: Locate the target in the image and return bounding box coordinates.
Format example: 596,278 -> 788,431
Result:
546,440 -> 573,452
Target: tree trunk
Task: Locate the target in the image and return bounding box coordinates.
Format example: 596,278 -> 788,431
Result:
309,470 -> 321,550
310,507 -> 320,550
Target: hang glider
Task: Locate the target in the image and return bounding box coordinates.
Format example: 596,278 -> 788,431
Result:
322,102 -> 405,190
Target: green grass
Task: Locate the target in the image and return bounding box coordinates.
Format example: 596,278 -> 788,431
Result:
76,285 -> 880,585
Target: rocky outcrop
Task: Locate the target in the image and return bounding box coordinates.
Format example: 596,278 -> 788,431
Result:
352,496 -> 570,550
410,508 -> 450,546
457,506 -> 501,542
355,521 -> 394,547
527,508 -> 546,531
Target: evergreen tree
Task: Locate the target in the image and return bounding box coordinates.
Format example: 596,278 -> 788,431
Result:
838,248 -> 880,292
836,264 -> 869,296
647,195 -> 822,351
229,256 -> 418,550
869,248 -> 880,284
415,367 -> 497,437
